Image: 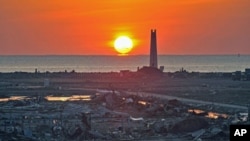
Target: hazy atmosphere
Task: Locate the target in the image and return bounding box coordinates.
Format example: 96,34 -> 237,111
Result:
1,0 -> 249,55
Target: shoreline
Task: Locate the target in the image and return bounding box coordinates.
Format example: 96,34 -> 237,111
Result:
1,69 -> 250,140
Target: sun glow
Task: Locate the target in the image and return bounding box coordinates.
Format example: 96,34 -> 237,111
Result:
114,36 -> 133,55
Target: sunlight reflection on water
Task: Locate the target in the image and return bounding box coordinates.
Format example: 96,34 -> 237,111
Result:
188,109 -> 229,119
0,96 -> 27,102
45,95 -> 91,101
0,95 -> 92,102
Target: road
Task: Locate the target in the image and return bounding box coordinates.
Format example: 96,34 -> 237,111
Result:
127,91 -> 248,111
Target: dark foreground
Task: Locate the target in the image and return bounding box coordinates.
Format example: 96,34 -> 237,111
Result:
0,72 -> 249,141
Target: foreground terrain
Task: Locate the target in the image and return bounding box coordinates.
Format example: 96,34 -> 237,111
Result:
0,72 -> 249,140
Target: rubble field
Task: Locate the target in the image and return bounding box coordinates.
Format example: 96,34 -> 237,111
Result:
1,73 -> 250,141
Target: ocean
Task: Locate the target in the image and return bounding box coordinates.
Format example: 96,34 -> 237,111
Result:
0,55 -> 249,73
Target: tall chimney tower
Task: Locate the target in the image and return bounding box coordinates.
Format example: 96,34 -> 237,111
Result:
150,29 -> 158,68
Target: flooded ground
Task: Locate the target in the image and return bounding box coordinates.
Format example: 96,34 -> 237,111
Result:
45,95 -> 92,101
188,109 -> 229,119
0,91 -> 248,141
0,96 -> 28,102
1,72 -> 250,140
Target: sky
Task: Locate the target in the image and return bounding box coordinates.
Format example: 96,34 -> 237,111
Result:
0,0 -> 249,55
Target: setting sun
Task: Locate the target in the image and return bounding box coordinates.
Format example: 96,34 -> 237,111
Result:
114,36 -> 133,55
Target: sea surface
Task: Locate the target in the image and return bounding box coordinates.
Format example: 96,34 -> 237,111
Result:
0,55 -> 250,73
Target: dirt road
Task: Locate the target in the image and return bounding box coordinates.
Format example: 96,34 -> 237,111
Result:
128,91 -> 248,111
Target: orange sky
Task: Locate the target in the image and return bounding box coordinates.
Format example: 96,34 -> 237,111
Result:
0,0 -> 249,55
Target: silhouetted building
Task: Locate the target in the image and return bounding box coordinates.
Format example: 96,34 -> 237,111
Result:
136,29 -> 163,78
150,29 -> 158,68
137,66 -> 163,78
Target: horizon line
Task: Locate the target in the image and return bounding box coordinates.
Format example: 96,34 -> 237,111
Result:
0,53 -> 248,56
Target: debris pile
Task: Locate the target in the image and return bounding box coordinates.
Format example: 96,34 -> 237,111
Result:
0,91 -> 247,140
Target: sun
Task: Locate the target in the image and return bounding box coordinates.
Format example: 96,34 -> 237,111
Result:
114,36 -> 133,55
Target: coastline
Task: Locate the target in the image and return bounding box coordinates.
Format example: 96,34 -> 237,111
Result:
1,70 -> 250,140
1,55 -> 250,73
0,70 -> 248,106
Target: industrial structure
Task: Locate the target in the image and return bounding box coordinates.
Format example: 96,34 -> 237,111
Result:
150,29 -> 158,68
136,29 -> 163,77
